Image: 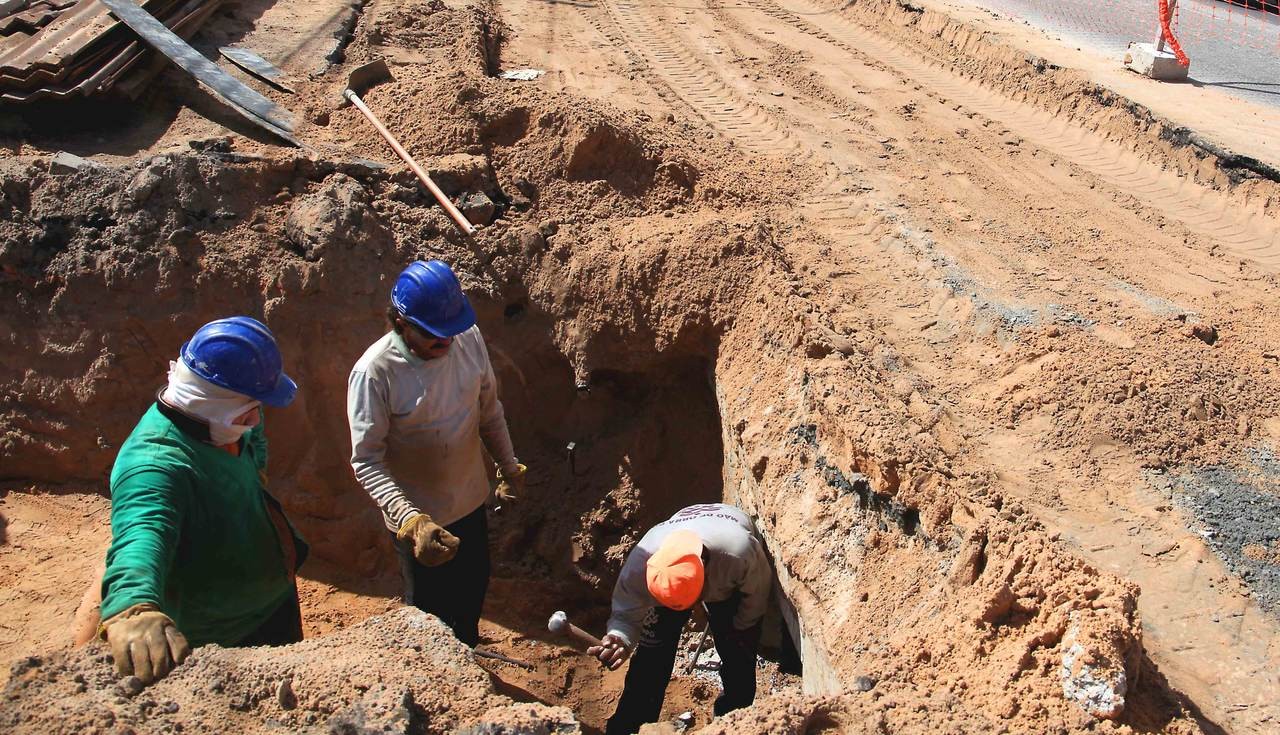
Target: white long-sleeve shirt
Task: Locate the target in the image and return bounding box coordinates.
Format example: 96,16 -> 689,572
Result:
606,503 -> 773,648
347,327 -> 518,531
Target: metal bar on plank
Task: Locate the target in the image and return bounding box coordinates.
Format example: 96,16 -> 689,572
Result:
220,46 -> 294,93
97,0 -> 297,143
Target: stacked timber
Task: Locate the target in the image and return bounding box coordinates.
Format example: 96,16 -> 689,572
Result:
0,0 -> 221,102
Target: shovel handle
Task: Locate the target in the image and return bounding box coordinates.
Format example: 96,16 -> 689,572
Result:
344,89 -> 477,236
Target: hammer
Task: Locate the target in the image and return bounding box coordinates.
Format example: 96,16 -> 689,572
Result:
547,610 -> 603,648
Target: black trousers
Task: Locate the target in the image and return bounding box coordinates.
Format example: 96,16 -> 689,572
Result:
237,585 -> 303,647
394,505 -> 490,647
605,595 -> 760,735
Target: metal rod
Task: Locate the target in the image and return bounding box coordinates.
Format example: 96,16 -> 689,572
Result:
685,624 -> 710,674
473,648 -> 535,669
1155,0 -> 1178,53
684,602 -> 712,674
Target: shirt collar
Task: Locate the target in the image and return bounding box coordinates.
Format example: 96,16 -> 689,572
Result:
390,331 -> 426,367
155,387 -> 213,443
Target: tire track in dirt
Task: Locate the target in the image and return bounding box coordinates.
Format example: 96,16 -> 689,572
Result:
600,0 -> 1094,348
700,0 -> 1108,338
755,0 -> 1280,272
585,0 -> 885,222
589,0 -> 1244,352
595,0 -> 792,156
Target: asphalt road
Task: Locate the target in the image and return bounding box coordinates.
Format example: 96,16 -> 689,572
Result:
972,0 -> 1280,109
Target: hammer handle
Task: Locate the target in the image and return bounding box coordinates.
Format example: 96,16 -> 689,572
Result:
343,89 -> 477,237
567,623 -> 604,648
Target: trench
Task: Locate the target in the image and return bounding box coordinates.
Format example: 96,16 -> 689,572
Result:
0,138 -> 1175,731
464,308 -> 803,732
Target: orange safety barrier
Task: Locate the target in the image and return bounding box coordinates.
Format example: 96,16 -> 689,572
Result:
1173,0 -> 1280,53
977,0 -> 1280,70
1159,0 -> 1191,66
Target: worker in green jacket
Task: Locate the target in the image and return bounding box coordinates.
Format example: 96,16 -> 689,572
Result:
98,317 -> 308,684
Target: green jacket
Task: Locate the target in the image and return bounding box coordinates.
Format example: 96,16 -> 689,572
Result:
101,400 -> 307,646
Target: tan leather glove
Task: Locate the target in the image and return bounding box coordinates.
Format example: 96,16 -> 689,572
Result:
100,603 -> 191,684
495,463 -> 527,503
397,513 -> 460,567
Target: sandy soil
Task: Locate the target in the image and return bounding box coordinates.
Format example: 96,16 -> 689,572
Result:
0,489 -> 110,667
2,0 -> 1280,732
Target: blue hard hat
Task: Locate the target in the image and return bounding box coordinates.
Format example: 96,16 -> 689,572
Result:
390,260 -> 476,338
180,317 -> 297,407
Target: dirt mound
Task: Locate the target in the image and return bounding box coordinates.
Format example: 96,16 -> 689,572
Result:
1,607 -> 578,734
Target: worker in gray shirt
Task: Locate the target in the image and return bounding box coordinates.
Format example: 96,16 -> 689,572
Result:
589,503 -> 773,734
347,260 -> 525,647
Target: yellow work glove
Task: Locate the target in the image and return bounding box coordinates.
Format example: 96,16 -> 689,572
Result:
397,513 -> 460,567
100,603 -> 191,684
495,463 -> 527,503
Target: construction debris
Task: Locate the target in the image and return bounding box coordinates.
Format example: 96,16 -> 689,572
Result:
0,0 -> 223,101
98,0 -> 296,143
219,46 -> 295,93
498,68 -> 543,81
0,0 -> 297,145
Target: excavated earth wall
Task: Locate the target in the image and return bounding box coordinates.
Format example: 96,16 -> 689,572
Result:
0,0 -> 1232,732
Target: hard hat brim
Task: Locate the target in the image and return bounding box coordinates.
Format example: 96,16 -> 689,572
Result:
403,297 -> 477,339
258,371 -> 298,407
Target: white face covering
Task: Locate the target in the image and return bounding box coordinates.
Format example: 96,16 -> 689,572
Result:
162,359 -> 262,446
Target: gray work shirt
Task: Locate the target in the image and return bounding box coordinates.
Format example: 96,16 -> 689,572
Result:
347,327 -> 518,531
606,503 -> 773,648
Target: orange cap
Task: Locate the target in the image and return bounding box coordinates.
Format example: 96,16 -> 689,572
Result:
645,530 -> 704,610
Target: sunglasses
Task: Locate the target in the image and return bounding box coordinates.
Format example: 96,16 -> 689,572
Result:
407,321 -> 452,345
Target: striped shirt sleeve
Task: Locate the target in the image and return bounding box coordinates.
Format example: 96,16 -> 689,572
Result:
347,368 -> 420,531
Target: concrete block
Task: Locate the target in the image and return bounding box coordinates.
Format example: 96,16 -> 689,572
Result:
49,151 -> 101,175
1124,42 -> 1188,81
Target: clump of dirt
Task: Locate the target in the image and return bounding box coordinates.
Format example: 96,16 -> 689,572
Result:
1,607 -> 578,734
284,172 -> 393,262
